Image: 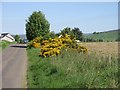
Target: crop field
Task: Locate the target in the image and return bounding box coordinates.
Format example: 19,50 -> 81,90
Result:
27,42 -> 119,88
79,42 -> 119,56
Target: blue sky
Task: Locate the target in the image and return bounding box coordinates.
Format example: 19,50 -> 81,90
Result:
1,2 -> 118,34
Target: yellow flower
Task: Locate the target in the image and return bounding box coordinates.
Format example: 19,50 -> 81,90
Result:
39,34 -> 88,57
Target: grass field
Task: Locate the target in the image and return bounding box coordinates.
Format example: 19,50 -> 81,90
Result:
27,42 -> 119,88
84,30 -> 119,42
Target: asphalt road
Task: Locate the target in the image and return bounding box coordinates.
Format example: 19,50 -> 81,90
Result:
2,44 -> 27,88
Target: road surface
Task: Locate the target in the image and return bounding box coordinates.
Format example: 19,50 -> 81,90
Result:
2,44 -> 27,88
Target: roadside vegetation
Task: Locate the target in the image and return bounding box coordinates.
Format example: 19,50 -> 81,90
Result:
27,46 -> 118,88
26,11 -> 119,88
0,41 -> 16,51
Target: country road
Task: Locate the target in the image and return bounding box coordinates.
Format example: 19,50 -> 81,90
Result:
2,44 -> 27,88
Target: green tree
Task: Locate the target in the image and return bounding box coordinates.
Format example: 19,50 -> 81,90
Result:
93,32 -> 96,34
56,32 -> 61,37
42,31 -> 56,40
72,27 -> 83,41
26,11 -> 50,41
14,35 -> 20,43
49,31 -> 56,38
60,27 -> 73,35
20,39 -> 24,44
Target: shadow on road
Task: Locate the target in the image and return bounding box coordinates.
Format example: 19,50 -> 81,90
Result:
10,45 -> 27,48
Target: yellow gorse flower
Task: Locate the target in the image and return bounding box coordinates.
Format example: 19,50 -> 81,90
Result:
39,34 -> 88,57
27,36 -> 42,48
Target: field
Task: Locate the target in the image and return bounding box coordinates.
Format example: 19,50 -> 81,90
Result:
84,30 -> 119,41
79,42 -> 118,56
27,42 -> 119,88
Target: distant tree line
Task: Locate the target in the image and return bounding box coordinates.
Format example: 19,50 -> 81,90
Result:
82,38 -> 104,42
93,31 -> 108,34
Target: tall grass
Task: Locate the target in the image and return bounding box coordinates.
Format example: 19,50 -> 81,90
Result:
27,48 -> 118,88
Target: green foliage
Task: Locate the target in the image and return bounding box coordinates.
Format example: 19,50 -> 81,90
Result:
42,31 -> 56,40
55,32 -> 61,37
26,11 -> 50,41
72,27 -> 83,41
49,31 -> 56,38
19,39 -> 24,44
83,38 -> 104,42
60,27 -> 73,35
0,41 -> 16,51
60,27 -> 83,41
27,40 -> 34,49
93,32 -> 96,34
27,48 -> 118,88
14,34 -> 20,43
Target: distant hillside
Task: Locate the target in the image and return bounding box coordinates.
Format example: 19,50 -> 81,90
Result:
84,29 -> 120,42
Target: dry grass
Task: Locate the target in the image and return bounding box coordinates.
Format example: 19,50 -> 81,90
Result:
79,42 -> 118,57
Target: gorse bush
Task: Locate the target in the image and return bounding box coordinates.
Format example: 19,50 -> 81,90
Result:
33,42 -> 40,48
39,38 -> 62,57
27,36 -> 43,48
39,34 -> 88,57
27,34 -> 88,57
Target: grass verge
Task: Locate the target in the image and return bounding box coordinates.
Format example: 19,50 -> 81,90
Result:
0,41 -> 16,51
27,48 -> 118,88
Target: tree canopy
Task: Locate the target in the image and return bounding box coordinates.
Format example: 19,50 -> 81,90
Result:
72,27 -> 83,41
60,27 -> 73,35
60,27 -> 83,41
26,11 -> 50,41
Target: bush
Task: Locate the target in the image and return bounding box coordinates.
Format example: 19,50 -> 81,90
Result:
27,36 -> 43,48
39,34 -> 87,57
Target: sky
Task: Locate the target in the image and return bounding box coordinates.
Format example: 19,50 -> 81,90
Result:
1,2 -> 118,34
1,0 -> 119,2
